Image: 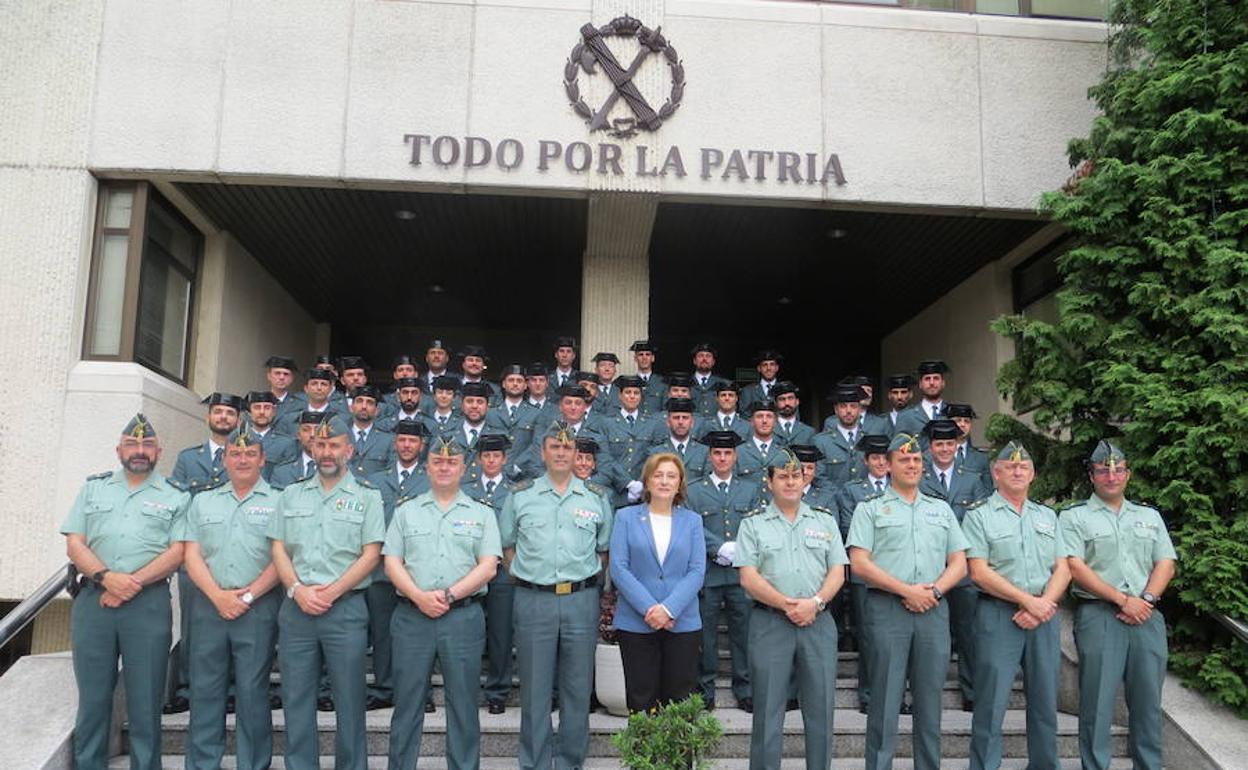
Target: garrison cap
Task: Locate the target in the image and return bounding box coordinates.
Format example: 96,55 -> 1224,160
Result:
556,383 -> 592,401
747,399 -> 778,415
831,384 -> 866,404
350,385 -> 382,401
664,397 -> 696,414
575,371 -> 602,385
771,381 -> 799,398
314,354 -> 336,367
916,360 -> 950,375
714,380 -> 740,394
995,441 -> 1032,463
433,375 -> 461,392
574,437 -> 600,455
122,413 -> 157,438
393,420 -> 429,437
924,418 -> 962,441
856,433 -> 892,456
888,432 -> 922,454
499,364 -> 526,377
789,444 -> 824,464
298,410 -> 330,426
427,338 -> 449,352
665,371 -> 694,388
248,390 -> 277,405
226,423 -> 264,449
459,345 -> 489,360
553,336 -> 578,350
313,415 -> 351,439
476,433 -> 511,453
615,375 -> 643,391
204,392 -> 244,411
701,430 -> 745,449
461,381 -> 492,399
542,420 -> 577,444
886,373 -> 916,389
767,448 -> 803,472
428,434 -> 467,458
591,352 -> 619,364
754,349 -> 783,365
339,355 -> 368,372
305,368 -> 335,382
943,403 -> 977,419
392,354 -> 417,368
628,340 -> 656,353
1089,440 -> 1127,467
525,362 -> 548,377
690,342 -> 717,357
394,377 -> 422,390
265,355 -> 297,371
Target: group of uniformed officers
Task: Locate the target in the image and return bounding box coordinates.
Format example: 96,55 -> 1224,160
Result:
61,338 -> 1178,770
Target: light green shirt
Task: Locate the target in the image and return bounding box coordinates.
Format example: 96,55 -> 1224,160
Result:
267,473 -> 385,589
60,471 -> 189,573
183,479 -> 277,589
736,501 -> 848,599
383,490 -> 501,595
846,486 -> 968,584
498,474 -> 613,584
962,492 -> 1059,596
1058,494 -> 1177,599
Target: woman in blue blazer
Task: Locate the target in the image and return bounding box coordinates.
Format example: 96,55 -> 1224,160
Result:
609,452 -> 708,713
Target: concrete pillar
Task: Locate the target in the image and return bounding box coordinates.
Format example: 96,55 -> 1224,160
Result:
580,192 -> 657,369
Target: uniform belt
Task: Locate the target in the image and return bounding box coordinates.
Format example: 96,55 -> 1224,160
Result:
752,600 -> 828,616
512,576 -> 598,595
403,594 -> 479,611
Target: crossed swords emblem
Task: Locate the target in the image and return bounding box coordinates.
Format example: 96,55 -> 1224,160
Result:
564,16 -> 685,139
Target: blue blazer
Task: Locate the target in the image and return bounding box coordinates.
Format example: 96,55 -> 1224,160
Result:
609,504 -> 707,634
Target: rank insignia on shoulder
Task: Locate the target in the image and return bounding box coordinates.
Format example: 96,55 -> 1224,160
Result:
810,505 -> 833,515
745,505 -> 765,517
863,491 -> 884,502
965,498 -> 987,511
586,481 -> 609,497
86,470 -> 114,481
166,477 -> 189,492
512,479 -> 535,492
355,477 -> 377,489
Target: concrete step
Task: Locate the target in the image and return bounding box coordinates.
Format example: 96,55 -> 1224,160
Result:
114,757 -> 1138,769
147,706 -> 1128,759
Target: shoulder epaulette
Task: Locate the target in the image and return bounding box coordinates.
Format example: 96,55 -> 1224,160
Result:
745,505 -> 766,517
1056,500 -> 1085,513
355,476 -> 377,489
395,493 -> 419,507
965,498 -> 988,511
809,504 -> 834,515
512,478 -> 535,492
167,477 -> 193,492
863,491 -> 885,502
86,470 -> 113,481
585,481 -> 609,497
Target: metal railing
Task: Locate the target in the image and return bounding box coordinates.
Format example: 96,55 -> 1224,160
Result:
0,564 -> 76,653
1211,611 -> 1248,646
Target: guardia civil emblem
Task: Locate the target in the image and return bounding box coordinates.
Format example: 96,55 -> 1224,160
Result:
564,16 -> 684,139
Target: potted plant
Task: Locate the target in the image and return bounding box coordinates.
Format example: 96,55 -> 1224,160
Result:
594,579 -> 629,716
611,694 -> 723,770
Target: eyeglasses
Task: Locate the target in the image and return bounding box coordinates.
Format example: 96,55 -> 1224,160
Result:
1091,466 -> 1129,478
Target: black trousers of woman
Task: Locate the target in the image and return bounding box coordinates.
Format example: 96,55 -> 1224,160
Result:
617,629 -> 702,713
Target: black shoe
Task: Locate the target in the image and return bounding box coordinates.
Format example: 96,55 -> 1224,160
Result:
487,700 -> 506,715
268,693 -> 283,711
857,702 -> 868,715
785,699 -> 799,711
225,695 -> 236,714
162,696 -> 189,715
737,697 -> 753,713
317,696 -> 335,712
366,695 -> 393,711
900,701 -> 913,715
962,697 -> 974,713
425,699 -> 436,713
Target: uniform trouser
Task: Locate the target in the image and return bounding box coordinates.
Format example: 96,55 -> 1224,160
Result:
70,581 -> 171,770
1074,601 -> 1167,770
863,589 -> 950,770
366,580 -> 398,701
167,567 -> 192,702
483,566 -> 516,703
618,629 -> 701,713
513,584 -> 599,770
949,582 -> 980,703
969,596 -> 1060,770
699,583 -> 752,702
278,590 -> 369,770
850,581 -> 870,708
747,607 -> 838,770
187,587 -> 280,770
388,599 -> 486,770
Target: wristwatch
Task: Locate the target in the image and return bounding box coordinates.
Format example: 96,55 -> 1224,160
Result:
286,582 -> 302,599
813,595 -> 827,612
241,591 -> 255,605
92,569 -> 109,585
931,586 -> 945,602
443,588 -> 456,605
1141,591 -> 1158,606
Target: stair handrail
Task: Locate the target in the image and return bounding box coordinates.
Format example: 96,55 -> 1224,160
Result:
1210,610 -> 1248,646
0,564 -> 77,653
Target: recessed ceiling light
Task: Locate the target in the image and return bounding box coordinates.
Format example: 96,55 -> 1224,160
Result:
429,284 -> 445,294
395,209 -> 417,220
826,228 -> 848,240
777,296 -> 792,305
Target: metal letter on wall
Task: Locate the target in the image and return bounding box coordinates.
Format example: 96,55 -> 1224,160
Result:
564,15 -> 684,139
